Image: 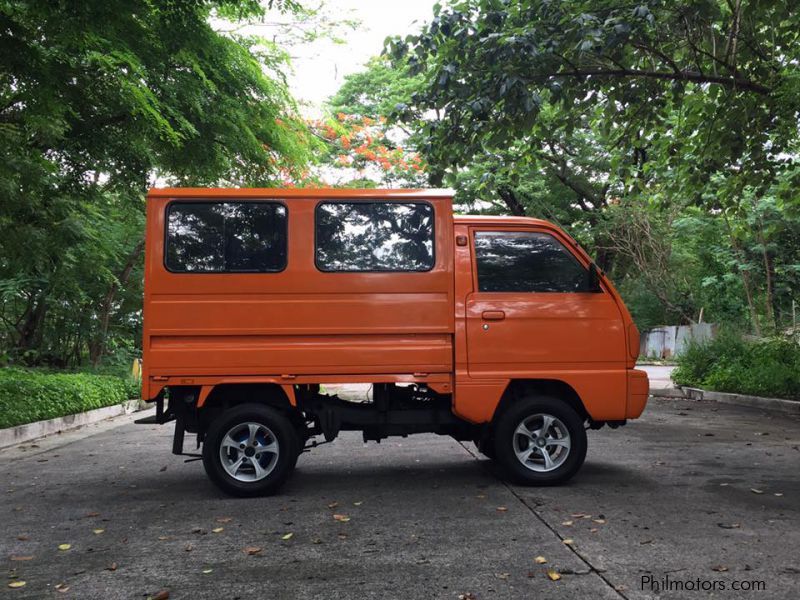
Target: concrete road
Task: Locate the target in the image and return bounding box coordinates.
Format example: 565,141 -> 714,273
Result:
2,397 -> 798,599
639,365 -> 676,389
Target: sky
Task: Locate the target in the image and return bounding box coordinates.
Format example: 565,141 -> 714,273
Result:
265,0 -> 436,111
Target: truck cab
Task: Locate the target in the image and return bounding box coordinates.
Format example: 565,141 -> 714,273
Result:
140,188 -> 648,496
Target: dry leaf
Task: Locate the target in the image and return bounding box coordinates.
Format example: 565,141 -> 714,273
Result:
105,562 -> 118,571
774,493 -> 784,497
150,591 -> 169,600
547,569 -> 562,581
327,501 -> 339,509
496,506 -> 508,512
312,538 -> 322,544
353,501 -> 363,506
750,488 -> 764,494
333,514 -> 351,522
202,568 -> 213,574
458,594 -> 477,600
55,583 -> 70,593
58,543 -> 71,551
7,581 -> 26,588
534,556 -> 547,564
281,533 -> 293,540
184,544 -> 194,552
590,528 -> 598,533
495,572 -> 509,579
712,565 -> 729,572
10,556 -> 33,561
215,517 -> 232,523
244,546 -> 262,555
718,523 -> 741,529
561,520 -> 574,526
562,539 -> 574,545
211,527 -> 224,533
93,528 -> 105,535
593,519 -> 606,524
16,535 -> 29,541
570,512 -> 588,518
85,512 -> 100,518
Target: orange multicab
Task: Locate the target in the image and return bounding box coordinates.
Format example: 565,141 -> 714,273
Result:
141,188 -> 648,496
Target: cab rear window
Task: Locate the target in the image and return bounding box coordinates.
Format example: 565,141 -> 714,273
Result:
315,202 -> 435,272
165,201 -> 287,273
474,231 -> 590,292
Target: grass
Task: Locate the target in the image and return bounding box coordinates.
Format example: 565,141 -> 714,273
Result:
0,367 -> 140,429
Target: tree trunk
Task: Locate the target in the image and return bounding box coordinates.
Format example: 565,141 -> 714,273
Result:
90,238 -> 145,366
497,186 -> 527,216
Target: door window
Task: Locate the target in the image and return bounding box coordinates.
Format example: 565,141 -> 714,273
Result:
474,231 -> 591,292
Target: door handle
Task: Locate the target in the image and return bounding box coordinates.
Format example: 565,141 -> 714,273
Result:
482,310 -> 505,321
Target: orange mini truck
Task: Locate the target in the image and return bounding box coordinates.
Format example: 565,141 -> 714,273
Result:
139,188 -> 649,496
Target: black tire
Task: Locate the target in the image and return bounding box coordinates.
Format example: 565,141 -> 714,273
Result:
202,403 -> 299,497
492,395 -> 587,486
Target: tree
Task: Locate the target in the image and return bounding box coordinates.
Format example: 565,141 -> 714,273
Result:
388,0 -> 800,332
0,0 -> 312,365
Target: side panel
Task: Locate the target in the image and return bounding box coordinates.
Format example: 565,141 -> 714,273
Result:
142,195 -> 455,400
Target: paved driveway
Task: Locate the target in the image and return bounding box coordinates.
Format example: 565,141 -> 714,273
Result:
2,397 -> 798,599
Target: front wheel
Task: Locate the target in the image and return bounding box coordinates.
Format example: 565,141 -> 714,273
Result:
492,396 -> 587,485
202,404 -> 299,497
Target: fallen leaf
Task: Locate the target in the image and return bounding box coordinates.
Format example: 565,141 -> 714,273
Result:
750,488 -> 764,494
202,568 -> 213,574
16,535 -> 29,541
105,562 -> 118,571
244,546 -> 262,555
159,466 -> 167,472
332,514 -> 351,522
547,569 -> 562,581
496,506 -> 508,512
561,520 -> 574,526
55,583 -> 70,593
495,572 -> 509,579
570,512 -> 588,518
7,581 -> 26,588
93,528 -> 105,535
185,544 -> 194,552
10,556 -> 33,561
534,556 -> 547,564
211,527 -> 224,533
85,512 -> 100,518
58,543 -> 71,551
562,539 -> 574,545
353,501 -> 363,506
717,523 -> 741,529
458,594 -> 477,600
590,528 -> 599,533
150,591 -> 169,600
593,519 -> 606,524
215,517 -> 232,523
157,536 -> 169,541
337,533 -> 347,539
327,501 -> 339,509
774,493 -> 784,497
281,533 -> 293,540
712,565 -> 729,572
719,483 -> 730,487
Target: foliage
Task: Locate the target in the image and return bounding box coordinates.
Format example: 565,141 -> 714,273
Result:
0,0 -> 314,367
386,0 -> 800,333
672,332 -> 800,400
0,367 -> 140,429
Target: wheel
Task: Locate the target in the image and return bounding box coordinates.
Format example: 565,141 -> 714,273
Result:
492,395 -> 587,485
202,404 -> 300,497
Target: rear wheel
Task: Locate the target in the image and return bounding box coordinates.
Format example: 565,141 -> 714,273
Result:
202,404 -> 299,497
492,395 -> 587,485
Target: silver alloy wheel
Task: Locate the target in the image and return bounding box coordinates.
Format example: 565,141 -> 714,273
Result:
219,422 -> 280,482
513,413 -> 571,472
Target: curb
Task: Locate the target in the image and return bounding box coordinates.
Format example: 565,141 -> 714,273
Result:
0,399 -> 146,450
650,387 -> 800,416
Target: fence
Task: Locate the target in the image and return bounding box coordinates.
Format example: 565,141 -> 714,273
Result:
640,323 -> 717,359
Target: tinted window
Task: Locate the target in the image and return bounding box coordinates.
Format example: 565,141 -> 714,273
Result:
315,202 -> 434,272
474,231 -> 591,292
166,202 -> 287,272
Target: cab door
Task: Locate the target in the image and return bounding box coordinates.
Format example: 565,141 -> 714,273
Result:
464,227 -> 628,420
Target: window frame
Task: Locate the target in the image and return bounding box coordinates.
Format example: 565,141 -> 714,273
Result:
313,200 -> 437,273
163,199 -> 289,274
470,227 -> 599,294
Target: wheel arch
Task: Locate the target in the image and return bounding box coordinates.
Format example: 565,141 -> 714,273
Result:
493,379 -> 589,423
